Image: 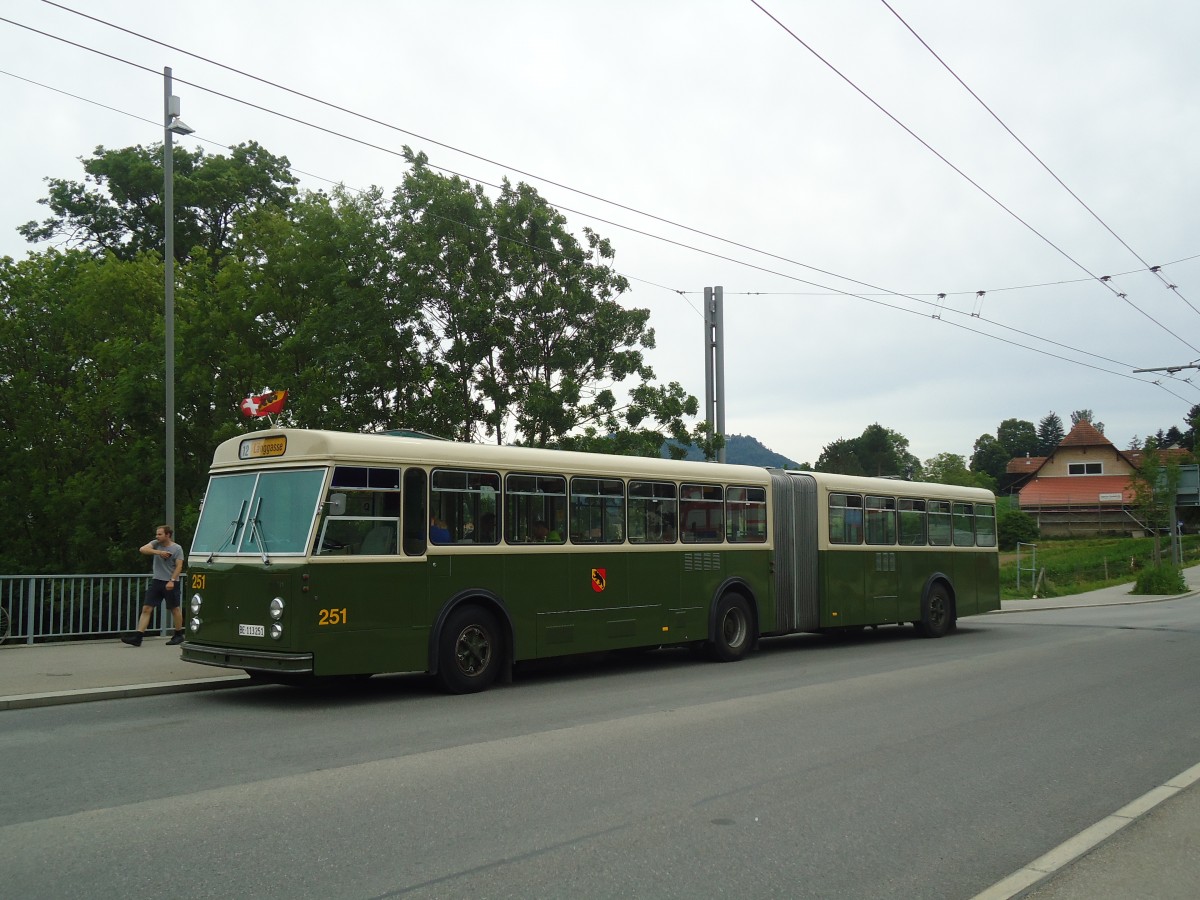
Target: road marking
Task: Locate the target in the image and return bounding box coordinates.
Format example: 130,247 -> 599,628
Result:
971,760 -> 1200,900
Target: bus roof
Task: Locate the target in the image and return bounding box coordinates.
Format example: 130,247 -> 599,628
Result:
212,429 -> 774,484
211,429 -> 995,501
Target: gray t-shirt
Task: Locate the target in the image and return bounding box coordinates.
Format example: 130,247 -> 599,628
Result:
151,541 -> 184,581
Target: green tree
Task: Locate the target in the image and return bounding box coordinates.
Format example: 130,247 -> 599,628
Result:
970,433 -> 1010,481
557,381 -> 711,459
3,143 -> 714,574
923,452 -> 996,490
816,437 -> 866,476
1181,403 -> 1200,452
996,418 -> 1039,458
390,154 -> 507,441
224,186 -> 429,435
20,141 -> 298,266
1129,441 -> 1182,566
491,179 -> 656,447
816,424 -> 920,478
0,250 -> 167,573
1070,409 -> 1104,433
1036,412 -> 1065,455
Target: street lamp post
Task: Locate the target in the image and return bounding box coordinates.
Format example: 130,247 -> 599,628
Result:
163,66 -> 194,529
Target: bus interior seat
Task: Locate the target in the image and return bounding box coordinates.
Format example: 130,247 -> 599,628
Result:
360,523 -> 397,555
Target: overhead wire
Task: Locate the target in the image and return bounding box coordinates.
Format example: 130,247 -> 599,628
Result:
0,8 -> 1193,402
40,0 -> 1198,359
0,64 -> 693,315
878,0 -> 1200,320
748,0 -> 1200,357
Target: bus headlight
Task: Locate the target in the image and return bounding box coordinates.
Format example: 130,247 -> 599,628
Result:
269,597 -> 285,620
270,622 -> 283,640
190,594 -> 203,614
189,616 -> 201,633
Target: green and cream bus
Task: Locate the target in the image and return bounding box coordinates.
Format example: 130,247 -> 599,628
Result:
181,429 -> 999,692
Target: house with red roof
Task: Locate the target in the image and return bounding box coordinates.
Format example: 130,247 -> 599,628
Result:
1013,420 -> 1192,536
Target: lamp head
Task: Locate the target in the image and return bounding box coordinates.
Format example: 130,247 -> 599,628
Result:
167,117 -> 195,136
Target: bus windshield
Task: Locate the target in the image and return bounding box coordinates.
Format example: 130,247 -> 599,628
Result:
192,468 -> 327,557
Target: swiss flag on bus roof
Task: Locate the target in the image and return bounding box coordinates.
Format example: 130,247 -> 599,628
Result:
240,390 -> 288,417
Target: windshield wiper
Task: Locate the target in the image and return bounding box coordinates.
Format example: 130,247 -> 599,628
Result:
207,500 -> 248,563
247,497 -> 270,565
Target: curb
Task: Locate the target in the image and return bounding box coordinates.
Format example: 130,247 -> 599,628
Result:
971,761 -> 1200,899
0,675 -> 249,711
993,590 -> 1200,615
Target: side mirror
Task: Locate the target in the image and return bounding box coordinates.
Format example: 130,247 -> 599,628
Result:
327,492 -> 347,516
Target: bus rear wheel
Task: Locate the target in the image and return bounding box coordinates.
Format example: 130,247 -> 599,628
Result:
915,584 -> 954,638
709,594 -> 753,662
437,605 -> 502,694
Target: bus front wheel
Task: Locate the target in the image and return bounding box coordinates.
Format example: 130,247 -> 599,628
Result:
709,594 -> 753,662
437,605 -> 502,694
915,584 -> 954,638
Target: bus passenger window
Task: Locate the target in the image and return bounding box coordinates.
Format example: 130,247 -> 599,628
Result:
953,503 -> 975,546
628,481 -> 677,544
680,483 -> 723,543
865,495 -> 896,545
975,503 -> 996,547
726,486 -> 766,543
431,468 -> 500,545
897,498 -> 926,546
570,477 -> 624,544
505,474 -> 566,544
828,493 -> 863,544
927,500 -> 952,546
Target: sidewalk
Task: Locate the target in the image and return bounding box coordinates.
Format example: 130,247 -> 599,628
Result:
977,564 -> 1200,900
2,574 -> 1199,900
0,636 -> 247,711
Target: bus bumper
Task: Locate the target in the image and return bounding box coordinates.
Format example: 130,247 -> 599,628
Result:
181,642 -> 314,675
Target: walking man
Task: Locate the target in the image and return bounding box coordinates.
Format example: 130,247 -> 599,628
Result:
122,525 -> 186,647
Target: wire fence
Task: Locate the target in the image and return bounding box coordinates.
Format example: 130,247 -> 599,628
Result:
0,574 -> 168,645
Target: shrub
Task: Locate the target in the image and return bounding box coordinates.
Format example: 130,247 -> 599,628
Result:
1132,565 -> 1187,595
998,508 -> 1039,550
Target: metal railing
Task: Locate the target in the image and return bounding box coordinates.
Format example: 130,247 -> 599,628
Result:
0,574 -> 170,645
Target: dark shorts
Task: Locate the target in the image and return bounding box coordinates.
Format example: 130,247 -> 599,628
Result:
146,578 -> 181,609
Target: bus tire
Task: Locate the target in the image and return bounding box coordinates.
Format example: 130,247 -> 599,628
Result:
437,605 -> 502,694
709,594 -> 753,662
915,583 -> 954,638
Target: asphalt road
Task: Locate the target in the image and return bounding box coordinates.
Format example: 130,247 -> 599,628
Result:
3,600 -> 1199,899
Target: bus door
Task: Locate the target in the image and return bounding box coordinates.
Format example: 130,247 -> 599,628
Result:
306,464 -> 430,675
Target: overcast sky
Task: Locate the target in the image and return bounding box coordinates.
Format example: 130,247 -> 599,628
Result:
4,1 -> 1200,466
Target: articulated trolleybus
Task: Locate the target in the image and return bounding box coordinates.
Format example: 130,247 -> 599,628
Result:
182,429 -> 1000,692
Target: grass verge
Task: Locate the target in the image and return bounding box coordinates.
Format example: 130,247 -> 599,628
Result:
1000,534 -> 1200,600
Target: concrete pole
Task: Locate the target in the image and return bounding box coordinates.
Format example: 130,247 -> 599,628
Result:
163,67 -> 176,530
714,286 -> 725,464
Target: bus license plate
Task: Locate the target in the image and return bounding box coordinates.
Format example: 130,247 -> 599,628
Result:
238,624 -> 265,637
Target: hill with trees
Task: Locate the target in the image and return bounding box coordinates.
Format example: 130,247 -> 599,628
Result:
662,433 -> 805,468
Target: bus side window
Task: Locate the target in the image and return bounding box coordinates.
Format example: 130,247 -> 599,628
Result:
865,495 -> 896,545
569,477 -> 625,544
403,468 -> 427,556
898,498 -> 927,546
927,500 -> 952,546
829,493 -> 863,544
680,483 -> 723,543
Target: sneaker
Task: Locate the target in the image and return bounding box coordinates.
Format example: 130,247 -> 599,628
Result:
166,631 -> 185,646
121,632 -> 143,647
